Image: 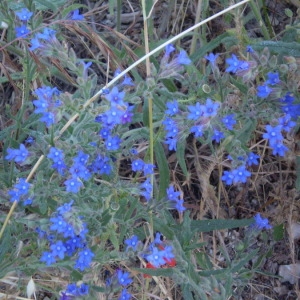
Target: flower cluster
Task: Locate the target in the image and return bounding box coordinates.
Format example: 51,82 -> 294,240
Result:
225,54 -> 250,74
131,158 -> 155,201
163,100 -> 180,151
280,92 -> 300,119
105,269 -> 133,300
7,178 -> 32,205
5,143 -> 29,163
47,147 -> 113,193
159,44 -> 191,79
143,232 -> 176,272
32,86 -> 62,127
222,152 -> 260,185
256,72 -> 280,98
60,282 -> 89,299
123,232 -> 176,280
95,86 -> 134,152
15,8 -> 33,38
166,185 -> 186,213
39,200 -> 94,271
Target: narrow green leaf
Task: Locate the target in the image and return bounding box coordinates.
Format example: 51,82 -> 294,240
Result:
252,41 -> 300,57
33,0 -> 57,10
134,267 -> 174,277
176,138 -> 188,176
154,142 -> 170,200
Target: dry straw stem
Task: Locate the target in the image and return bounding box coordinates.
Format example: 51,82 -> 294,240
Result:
0,0 -> 251,240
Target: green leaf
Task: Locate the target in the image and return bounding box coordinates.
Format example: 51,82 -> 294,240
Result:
143,98 -> 149,127
134,267 -> 174,277
154,142 -> 170,200
273,223 -> 284,241
230,249 -> 259,273
191,32 -> 234,61
176,138 -> 188,177
252,41 -> 300,57
33,0 -> 57,10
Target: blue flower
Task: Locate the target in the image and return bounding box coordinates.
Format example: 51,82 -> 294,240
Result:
143,163 -> 155,175
175,50 -> 191,65
205,53 -> 219,67
232,165 -> 251,183
125,235 -> 140,251
272,143 -> 288,157
40,112 -> 55,127
106,86 -> 125,106
121,105 -> 134,124
57,200 -> 74,214
105,135 -> 122,151
166,185 -> 180,201
65,283 -> 78,295
122,75 -> 135,86
145,246 -> 166,267
247,152 -> 260,166
78,283 -> 89,296
40,251 -> 56,265
8,189 -> 21,202
52,160 -> 67,175
212,129 -> 224,143
253,214 -> 272,230
64,177 -> 83,193
15,25 -> 30,37
131,159 -> 144,172
154,232 -> 163,245
50,216 -> 67,233
187,102 -> 203,120
74,248 -> 94,271
222,170 -> 234,185
222,114 -> 236,130
70,9 -> 84,20
103,107 -> 123,126
73,151 -> 89,165
33,98 -> 49,113
174,199 -> 186,213
265,72 -> 280,85
165,100 -> 179,116
246,46 -> 254,53
70,163 -> 91,181
140,178 -> 152,201
225,54 -> 242,73
15,8 -> 33,21
118,289 -> 132,300
190,125 -> 203,138
278,114 -> 296,132
47,147 -> 64,163
161,245 -> 175,261
257,84 -> 272,98
50,240 -> 67,259
14,178 -> 30,195
164,137 -> 177,151
99,127 -> 111,139
29,37 -> 43,51
5,143 -> 29,163
117,270 -> 133,286
36,28 -> 56,41
202,98 -> 219,117
263,125 -> 283,146
90,155 -> 112,175
165,44 -> 175,57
